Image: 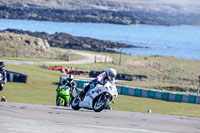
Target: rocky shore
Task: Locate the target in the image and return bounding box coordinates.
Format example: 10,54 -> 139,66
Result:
1,29 -> 141,53
0,0 -> 200,26
0,0 -> 199,53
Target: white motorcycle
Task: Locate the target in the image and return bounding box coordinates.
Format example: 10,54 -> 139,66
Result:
0,73 -> 4,91
71,80 -> 118,112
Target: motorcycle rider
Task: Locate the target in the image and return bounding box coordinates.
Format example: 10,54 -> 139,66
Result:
1,96 -> 7,102
0,62 -> 7,91
80,68 -> 117,109
58,74 -> 76,99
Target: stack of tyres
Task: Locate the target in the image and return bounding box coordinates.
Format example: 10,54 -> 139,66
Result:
6,70 -> 27,83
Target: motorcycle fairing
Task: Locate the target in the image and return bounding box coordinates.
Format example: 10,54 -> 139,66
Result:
79,84 -> 109,109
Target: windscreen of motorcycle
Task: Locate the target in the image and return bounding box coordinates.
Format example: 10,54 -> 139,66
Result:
64,86 -> 70,90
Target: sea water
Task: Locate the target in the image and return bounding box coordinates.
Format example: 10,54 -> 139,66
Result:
1,19 -> 200,60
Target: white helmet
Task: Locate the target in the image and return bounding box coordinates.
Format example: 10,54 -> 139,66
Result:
67,74 -> 74,82
107,68 -> 117,81
0,62 -> 5,71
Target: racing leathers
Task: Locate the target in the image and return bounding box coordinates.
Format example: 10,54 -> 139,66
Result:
58,79 -> 76,98
81,71 -> 115,97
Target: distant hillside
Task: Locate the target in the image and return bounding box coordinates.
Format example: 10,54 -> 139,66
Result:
0,0 -> 200,25
0,32 -> 74,60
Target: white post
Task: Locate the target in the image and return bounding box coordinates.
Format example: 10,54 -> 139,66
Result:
94,55 -> 96,63
198,76 -> 200,95
119,48 -> 122,65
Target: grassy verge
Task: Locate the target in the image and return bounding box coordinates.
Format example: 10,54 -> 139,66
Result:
0,49 -> 84,62
113,95 -> 200,117
0,64 -> 200,117
61,50 -> 200,92
0,64 -> 63,105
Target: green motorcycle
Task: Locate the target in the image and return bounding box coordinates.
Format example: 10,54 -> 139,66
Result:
56,85 -> 74,106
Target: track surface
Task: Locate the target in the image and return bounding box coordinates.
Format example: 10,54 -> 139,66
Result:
0,102 -> 200,133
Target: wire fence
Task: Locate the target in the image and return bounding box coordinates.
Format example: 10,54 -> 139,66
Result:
0,47 -> 71,61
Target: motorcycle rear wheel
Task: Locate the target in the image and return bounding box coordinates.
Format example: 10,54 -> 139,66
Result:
71,96 -> 80,110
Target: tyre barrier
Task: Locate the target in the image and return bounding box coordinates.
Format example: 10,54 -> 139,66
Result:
6,70 -> 27,83
63,78 -> 200,104
118,85 -> 200,104
89,71 -> 147,81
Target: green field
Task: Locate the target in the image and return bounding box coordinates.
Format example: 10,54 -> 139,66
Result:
59,50 -> 200,92
0,48 -> 83,62
1,63 -> 200,117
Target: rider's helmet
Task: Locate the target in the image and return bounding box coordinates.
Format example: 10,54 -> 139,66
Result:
0,62 -> 5,71
107,68 -> 117,81
67,74 -> 74,83
2,96 -> 5,100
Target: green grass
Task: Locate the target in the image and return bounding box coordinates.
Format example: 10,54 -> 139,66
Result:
0,64 -> 200,117
61,50 -> 200,92
0,64 -> 64,105
2,48 -> 200,92
113,95 -> 200,117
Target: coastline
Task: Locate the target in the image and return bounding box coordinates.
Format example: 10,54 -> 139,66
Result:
0,29 -> 145,53
0,0 -> 200,26
0,0 -> 200,59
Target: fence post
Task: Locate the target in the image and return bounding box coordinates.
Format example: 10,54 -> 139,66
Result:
119,48 -> 122,65
198,76 -> 200,95
3,47 -> 6,56
112,57 -> 115,64
94,55 -> 96,63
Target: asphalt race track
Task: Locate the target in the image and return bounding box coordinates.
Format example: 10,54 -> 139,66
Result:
0,102 -> 200,133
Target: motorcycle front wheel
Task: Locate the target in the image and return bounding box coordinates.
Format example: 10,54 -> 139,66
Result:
93,94 -> 109,112
59,99 -> 64,106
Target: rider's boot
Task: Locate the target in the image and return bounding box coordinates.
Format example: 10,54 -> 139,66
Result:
80,84 -> 90,97
105,104 -> 112,110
